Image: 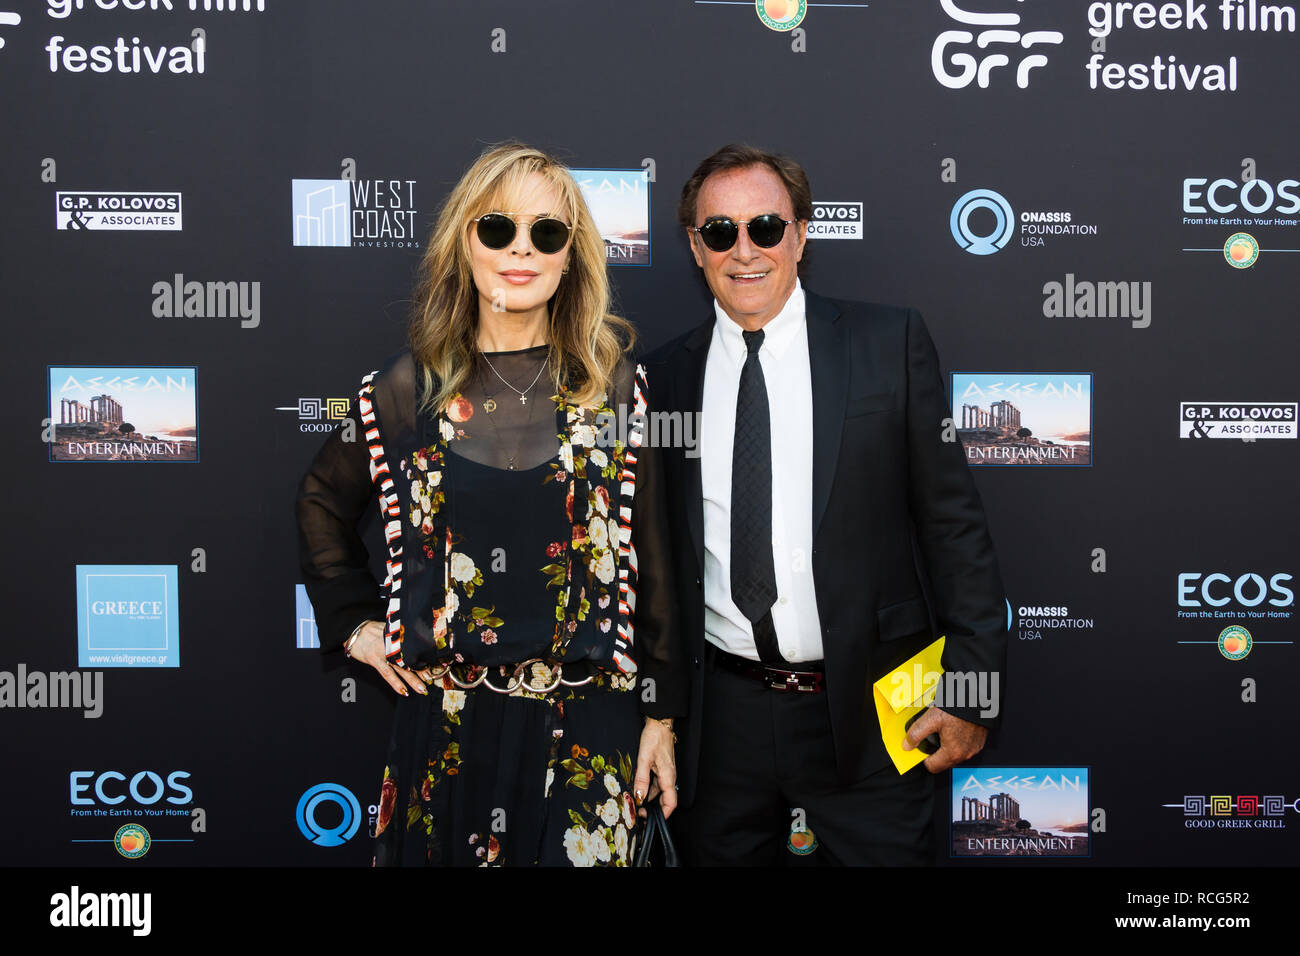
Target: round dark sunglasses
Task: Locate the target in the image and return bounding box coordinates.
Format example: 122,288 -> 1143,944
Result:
692,214 -> 795,252
473,213 -> 571,254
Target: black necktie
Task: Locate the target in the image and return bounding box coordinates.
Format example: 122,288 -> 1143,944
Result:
730,328 -> 786,665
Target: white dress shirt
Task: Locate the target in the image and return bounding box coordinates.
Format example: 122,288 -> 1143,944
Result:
700,278 -> 825,663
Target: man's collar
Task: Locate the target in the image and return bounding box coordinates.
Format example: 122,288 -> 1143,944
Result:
711,278 -> 806,362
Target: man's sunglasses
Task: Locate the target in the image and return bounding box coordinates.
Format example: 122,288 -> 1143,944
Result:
472,213 -> 571,254
691,214 -> 795,253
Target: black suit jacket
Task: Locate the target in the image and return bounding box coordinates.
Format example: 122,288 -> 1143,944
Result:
641,288 -> 1007,806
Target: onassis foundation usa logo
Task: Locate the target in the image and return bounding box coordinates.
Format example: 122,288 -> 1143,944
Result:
952,767 -> 1090,858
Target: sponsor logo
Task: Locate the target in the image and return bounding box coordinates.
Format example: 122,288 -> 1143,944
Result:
1008,603 -> 1095,641
56,191 -> 181,231
296,585 -> 319,649
297,782 -> 362,846
1218,624 -> 1252,660
952,188 -> 1100,253
1176,572 -> 1293,613
114,823 -> 151,860
787,824 -> 817,855
952,374 -> 1092,466
571,169 -> 650,266
275,395 -> 352,433
808,201 -> 862,239
76,565 -> 180,668
933,1 -> 1062,89
756,0 -> 807,32
291,177 -> 419,249
1224,231 -> 1259,267
0,10 -> 20,53
1163,793 -> 1298,829
952,767 -> 1090,858
1180,402 -> 1296,439
49,366 -> 198,462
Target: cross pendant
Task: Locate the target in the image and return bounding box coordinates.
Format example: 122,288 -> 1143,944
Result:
519,395 -> 528,405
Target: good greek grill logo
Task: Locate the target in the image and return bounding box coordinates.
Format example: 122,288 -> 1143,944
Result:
1164,794 -> 1297,829
807,202 -> 862,240
1180,402 -> 1296,439
56,191 -> 182,231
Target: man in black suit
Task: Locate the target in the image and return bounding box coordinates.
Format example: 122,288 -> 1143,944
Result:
642,144 -> 1007,865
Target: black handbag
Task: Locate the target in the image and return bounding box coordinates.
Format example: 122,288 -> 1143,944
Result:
632,796 -> 680,867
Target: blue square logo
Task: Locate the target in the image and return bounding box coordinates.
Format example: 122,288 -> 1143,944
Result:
295,584 -> 319,649
77,565 -> 179,668
292,179 -> 351,247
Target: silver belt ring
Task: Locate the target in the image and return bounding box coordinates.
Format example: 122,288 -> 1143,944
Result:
558,663 -> 596,687
446,665 -> 487,690
518,659 -> 563,694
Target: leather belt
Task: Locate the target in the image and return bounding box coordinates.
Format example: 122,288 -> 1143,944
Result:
710,646 -> 825,693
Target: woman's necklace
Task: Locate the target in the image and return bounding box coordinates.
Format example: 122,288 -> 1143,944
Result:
476,364 -> 541,470
480,349 -> 549,408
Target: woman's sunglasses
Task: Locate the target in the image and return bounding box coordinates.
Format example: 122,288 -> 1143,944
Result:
473,213 -> 571,254
691,214 -> 795,253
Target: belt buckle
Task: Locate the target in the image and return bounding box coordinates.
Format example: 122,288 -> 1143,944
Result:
767,668 -> 821,693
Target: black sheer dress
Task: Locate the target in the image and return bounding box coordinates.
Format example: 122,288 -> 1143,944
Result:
296,345 -> 683,866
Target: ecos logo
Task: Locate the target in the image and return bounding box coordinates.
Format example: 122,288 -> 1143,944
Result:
1183,177 -> 1300,216
70,771 -> 193,806
1177,573 -> 1294,610
297,782 -> 361,847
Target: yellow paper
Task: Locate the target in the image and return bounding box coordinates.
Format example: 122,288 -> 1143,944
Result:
872,636 -> 946,774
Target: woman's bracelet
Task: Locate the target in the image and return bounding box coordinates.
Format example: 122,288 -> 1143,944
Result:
342,621 -> 369,658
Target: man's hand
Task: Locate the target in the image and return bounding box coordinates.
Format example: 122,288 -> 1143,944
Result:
902,706 -> 988,773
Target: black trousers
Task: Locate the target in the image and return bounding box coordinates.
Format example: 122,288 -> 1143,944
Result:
681,646 -> 935,866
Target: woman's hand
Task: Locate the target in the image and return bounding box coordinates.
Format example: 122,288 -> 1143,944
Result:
633,716 -> 678,819
345,621 -> 433,696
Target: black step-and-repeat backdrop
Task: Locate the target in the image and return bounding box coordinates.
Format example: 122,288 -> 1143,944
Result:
3,0 -> 1297,868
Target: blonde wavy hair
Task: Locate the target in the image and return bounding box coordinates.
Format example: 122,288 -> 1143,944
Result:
409,142 -> 634,416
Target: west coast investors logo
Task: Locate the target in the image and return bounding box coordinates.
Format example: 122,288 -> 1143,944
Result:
1163,793 -> 1298,830
1181,171 -> 1300,267
808,201 -> 862,240
1179,401 -> 1296,439
571,169 -> 650,266
932,0 -> 1063,89
950,188 -> 1098,254
56,191 -> 182,231
951,767 -> 1090,858
275,394 -> 352,434
295,585 -> 319,649
291,176 -> 419,248
76,565 -> 179,668
951,373 -> 1092,466
48,366 -> 198,462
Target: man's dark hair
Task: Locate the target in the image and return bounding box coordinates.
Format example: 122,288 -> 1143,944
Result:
677,143 -> 814,229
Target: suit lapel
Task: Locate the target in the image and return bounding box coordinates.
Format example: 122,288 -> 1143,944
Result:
805,290 -> 847,536
678,315 -> 714,577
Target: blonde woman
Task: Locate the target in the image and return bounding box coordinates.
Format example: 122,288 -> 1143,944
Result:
296,143 -> 683,866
